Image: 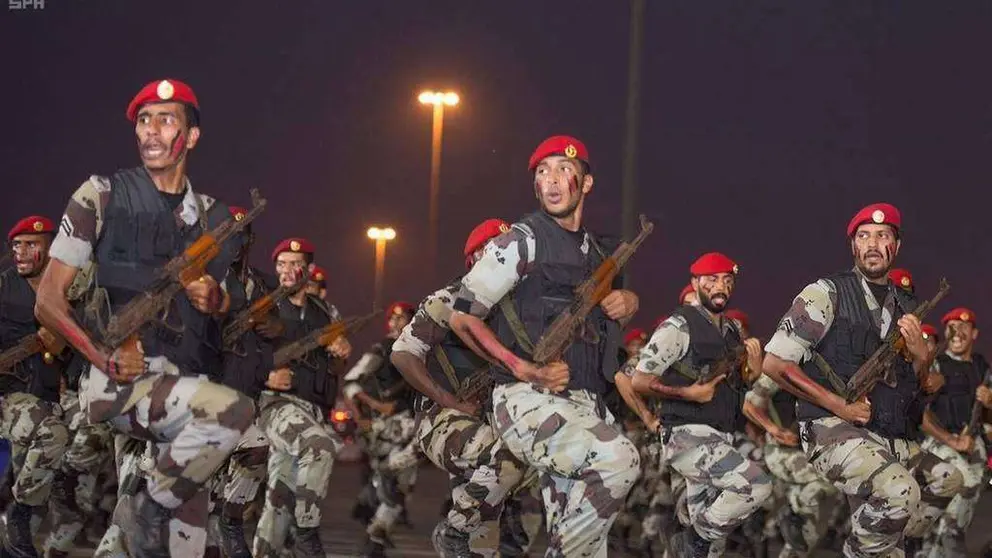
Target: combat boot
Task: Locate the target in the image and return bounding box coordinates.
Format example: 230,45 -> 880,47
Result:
294,527 -> 324,558
116,492 -> 171,558
2,502 -> 38,558
360,534 -> 388,558
218,514 -> 252,558
904,536 -> 923,558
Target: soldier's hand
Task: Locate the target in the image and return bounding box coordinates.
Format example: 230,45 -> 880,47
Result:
743,338 -> 763,381
599,290 -> 639,321
529,361 -> 570,393
922,370 -> 945,395
643,413 -> 661,433
105,341 -> 146,383
771,426 -> 800,447
949,433 -> 974,454
897,315 -> 928,363
838,398 -> 871,426
185,275 -> 221,314
254,316 -> 285,339
453,400 -> 480,417
37,328 -> 66,354
327,336 -> 352,360
266,368 -> 293,391
687,374 -> 726,403
977,385 -> 992,409
376,401 -> 397,417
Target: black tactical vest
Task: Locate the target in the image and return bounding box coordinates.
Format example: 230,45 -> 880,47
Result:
769,389 -> 797,429
423,329 -> 489,403
220,266 -> 275,400
92,167 -> 234,376
487,211 -> 620,395
931,354 -> 986,434
798,271 -> 919,438
363,338 -> 413,411
276,294 -> 337,413
0,268 -> 63,402
658,305 -> 744,433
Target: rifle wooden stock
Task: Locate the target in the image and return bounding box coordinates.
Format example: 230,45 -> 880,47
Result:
222,281 -> 298,346
845,278 -> 950,403
102,190 -> 267,350
455,369 -> 494,404
0,327 -> 66,378
961,369 -> 992,438
697,346 -> 748,384
272,311 -> 380,368
531,215 -> 654,366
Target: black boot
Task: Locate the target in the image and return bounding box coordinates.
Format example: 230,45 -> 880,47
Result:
218,514 -> 253,558
294,527 -> 324,558
117,491 -> 171,558
2,502 -> 37,558
666,525 -> 712,558
904,536 -> 923,558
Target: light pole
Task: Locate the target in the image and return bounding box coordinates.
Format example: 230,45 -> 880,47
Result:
366,226 -> 396,312
418,90 -> 459,275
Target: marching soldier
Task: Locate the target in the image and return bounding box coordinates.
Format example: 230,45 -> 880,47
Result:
305,265 -> 327,301
36,78 -> 256,557
0,216 -> 70,558
253,237 -> 347,558
629,252 -> 772,557
391,218 -> 542,557
679,284 -> 697,307
889,268 -> 914,295
447,135 -> 641,557
761,203 -> 963,556
919,308 -> 991,556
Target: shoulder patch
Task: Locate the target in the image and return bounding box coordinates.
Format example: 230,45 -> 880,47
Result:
88,175 -> 112,193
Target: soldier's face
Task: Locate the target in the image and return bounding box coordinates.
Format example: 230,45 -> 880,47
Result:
626,339 -> 645,355
387,313 -> 410,337
135,102 -> 200,170
534,157 -> 593,218
10,234 -> 50,277
945,320 -> 978,356
693,273 -> 735,314
924,334 -> 938,353
851,224 -> 900,280
275,253 -> 307,287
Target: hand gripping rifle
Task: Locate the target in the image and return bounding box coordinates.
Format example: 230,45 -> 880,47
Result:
101,190 -> 267,352
222,280 -> 302,347
845,278 -> 950,403
530,215 -> 655,366
272,311 -> 381,369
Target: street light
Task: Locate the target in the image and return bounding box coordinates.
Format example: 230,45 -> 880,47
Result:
367,226 -> 396,312
418,89 -> 459,277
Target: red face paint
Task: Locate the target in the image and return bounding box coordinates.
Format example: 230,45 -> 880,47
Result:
883,245 -> 893,264
169,131 -> 186,160
568,174 -> 579,195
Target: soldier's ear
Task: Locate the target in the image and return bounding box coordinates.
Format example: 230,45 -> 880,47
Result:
892,238 -> 901,259
582,173 -> 594,194
972,328 -> 979,342
186,126 -> 201,150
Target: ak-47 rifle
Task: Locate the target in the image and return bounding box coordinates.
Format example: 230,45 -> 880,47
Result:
0,328 -> 65,379
272,311 -> 380,369
961,367 -> 992,438
697,345 -> 749,385
530,214 -> 654,366
101,190 -> 267,351
222,280 -> 301,347
454,369 -> 494,406
845,278 -> 951,403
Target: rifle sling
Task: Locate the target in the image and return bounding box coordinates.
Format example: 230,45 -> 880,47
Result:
767,399 -> 783,429
432,345 -> 462,394
810,351 -> 850,400
498,297 -> 535,356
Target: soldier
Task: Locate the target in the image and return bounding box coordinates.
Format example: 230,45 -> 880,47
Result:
305,265 -> 327,301
252,237 -> 347,558
889,268 -> 914,295
36,79 -> 256,557
447,135 -> 641,557
0,216 -> 70,558
919,308 -> 991,556
679,284 -> 697,307
629,252 -> 772,557
391,217 -> 542,558
760,203 -> 963,556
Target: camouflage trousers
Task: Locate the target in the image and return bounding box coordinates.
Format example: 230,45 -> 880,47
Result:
919,436 -> 987,558
763,437 -> 841,557
45,390 -> 114,557
205,423 -> 268,552
615,428 -> 659,548
800,417 -> 964,557
416,403 -> 541,556
253,391 -> 338,558
366,410 -> 419,542
80,360 -> 255,509
0,391 -> 69,507
492,383 -> 640,558
661,424 -> 773,554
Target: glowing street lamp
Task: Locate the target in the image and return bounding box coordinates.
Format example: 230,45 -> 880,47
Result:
367,226 -> 396,311
418,89 -> 459,276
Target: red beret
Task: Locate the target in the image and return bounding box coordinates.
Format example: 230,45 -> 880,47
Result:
623,328 -> 648,347
527,135 -> 590,172
126,79 -> 200,122
941,308 -> 977,326
678,284 -> 695,305
464,218 -> 510,261
8,215 -> 54,241
846,203 -> 901,238
309,265 -> 327,285
724,309 -> 749,331
690,252 -> 738,276
921,324 -> 938,340
271,237 -> 314,261
888,268 -> 913,290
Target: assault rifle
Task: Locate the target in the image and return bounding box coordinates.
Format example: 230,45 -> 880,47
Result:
961,367 -> 992,438
697,345 -> 749,385
222,279 -> 302,347
0,328 -> 65,379
454,369 -> 493,406
845,278 -> 951,403
272,311 -> 380,369
101,190 -> 267,350
530,214 -> 654,365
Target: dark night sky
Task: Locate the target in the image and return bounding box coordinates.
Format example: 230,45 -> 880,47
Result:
3,1 -> 991,351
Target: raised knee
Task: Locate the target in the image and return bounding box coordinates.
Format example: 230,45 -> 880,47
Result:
879,466 -> 921,512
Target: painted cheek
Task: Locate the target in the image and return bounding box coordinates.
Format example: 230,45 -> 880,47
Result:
883,245 -> 893,262
568,175 -> 578,194
169,131 -> 186,159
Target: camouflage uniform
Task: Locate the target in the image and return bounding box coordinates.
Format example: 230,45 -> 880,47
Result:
0,392 -> 69,504
393,283 -> 542,556
453,218 -> 641,557
632,310 -> 773,556
766,269 -> 964,557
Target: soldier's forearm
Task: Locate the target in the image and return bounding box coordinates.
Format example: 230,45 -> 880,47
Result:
743,400 -> 777,434
770,359 -> 845,416
631,371 -> 697,401
36,285 -> 107,370
615,372 -> 653,423
391,350 -> 462,410
450,312 -> 525,377
922,409 -> 955,445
